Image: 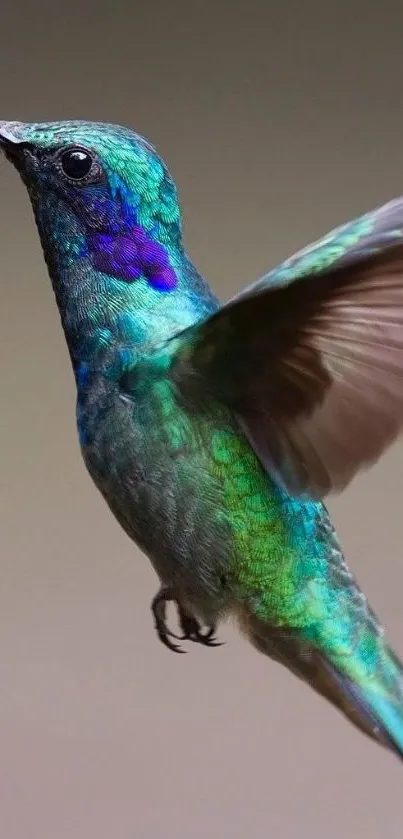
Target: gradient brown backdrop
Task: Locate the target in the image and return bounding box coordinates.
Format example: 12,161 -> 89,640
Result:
1,1 -> 403,837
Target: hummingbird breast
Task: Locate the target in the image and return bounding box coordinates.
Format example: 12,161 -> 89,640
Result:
76,374 -> 235,623
75,368 -> 328,631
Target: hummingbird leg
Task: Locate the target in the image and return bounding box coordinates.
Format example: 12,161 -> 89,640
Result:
151,587 -> 186,653
151,587 -> 223,653
176,607 -> 223,648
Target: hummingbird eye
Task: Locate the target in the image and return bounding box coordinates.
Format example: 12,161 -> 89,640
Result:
58,147 -> 98,182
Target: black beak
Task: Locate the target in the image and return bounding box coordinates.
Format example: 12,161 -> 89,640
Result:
0,121 -> 28,166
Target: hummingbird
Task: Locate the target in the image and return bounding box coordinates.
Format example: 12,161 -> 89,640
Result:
2,119 -> 403,760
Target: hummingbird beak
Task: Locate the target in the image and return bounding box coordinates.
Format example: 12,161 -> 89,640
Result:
0,122 -> 32,170
0,121 -> 24,144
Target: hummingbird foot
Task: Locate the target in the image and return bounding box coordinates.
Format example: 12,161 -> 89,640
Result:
177,611 -> 223,649
151,587 -> 223,653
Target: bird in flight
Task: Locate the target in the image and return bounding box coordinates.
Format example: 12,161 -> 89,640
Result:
2,118 -> 403,759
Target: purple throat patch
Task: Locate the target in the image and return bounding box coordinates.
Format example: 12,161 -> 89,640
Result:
89,225 -> 177,291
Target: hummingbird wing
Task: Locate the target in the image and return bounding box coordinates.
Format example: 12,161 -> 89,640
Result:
171,198 -> 403,498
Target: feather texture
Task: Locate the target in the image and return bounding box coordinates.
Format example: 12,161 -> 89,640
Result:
173,200 -> 403,497
3,119 -> 403,761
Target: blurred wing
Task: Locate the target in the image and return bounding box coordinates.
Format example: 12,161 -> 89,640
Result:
172,198 -> 403,498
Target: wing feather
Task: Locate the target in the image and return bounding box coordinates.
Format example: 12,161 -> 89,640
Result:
172,199 -> 403,497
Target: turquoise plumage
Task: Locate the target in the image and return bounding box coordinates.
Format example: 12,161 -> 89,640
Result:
2,119 -> 403,760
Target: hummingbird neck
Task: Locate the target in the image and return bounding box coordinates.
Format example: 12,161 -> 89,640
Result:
27,165 -> 220,388
39,215 -> 219,384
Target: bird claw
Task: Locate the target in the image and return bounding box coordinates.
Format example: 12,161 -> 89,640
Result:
151,587 -> 223,653
151,587 -> 186,653
178,612 -> 223,647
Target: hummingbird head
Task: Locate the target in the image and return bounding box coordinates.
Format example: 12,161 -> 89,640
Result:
0,119 -> 182,293
0,120 -> 217,367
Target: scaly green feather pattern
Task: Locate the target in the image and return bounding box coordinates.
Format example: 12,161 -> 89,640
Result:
2,118 -> 403,759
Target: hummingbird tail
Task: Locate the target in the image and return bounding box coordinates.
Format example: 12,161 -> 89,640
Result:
239,610 -> 403,760
318,651 -> 403,759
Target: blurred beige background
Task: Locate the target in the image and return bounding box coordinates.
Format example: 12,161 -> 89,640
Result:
1,0 -> 403,836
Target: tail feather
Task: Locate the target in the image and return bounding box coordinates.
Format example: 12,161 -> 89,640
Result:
319,653 -> 403,759
239,610 -> 403,760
